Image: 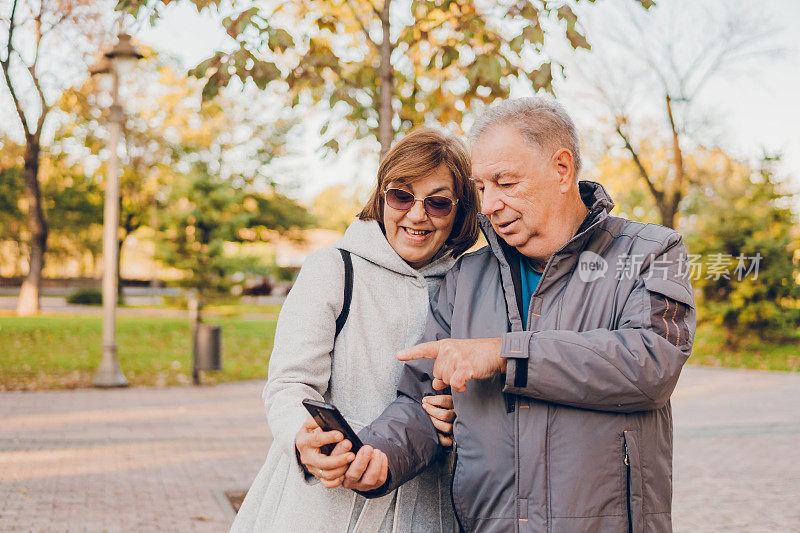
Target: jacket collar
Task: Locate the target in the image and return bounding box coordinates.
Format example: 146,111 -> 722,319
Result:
478,181 -> 615,332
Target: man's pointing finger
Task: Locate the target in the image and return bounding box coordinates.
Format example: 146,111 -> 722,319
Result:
397,341 -> 441,361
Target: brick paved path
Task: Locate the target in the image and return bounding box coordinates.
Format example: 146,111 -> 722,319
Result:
671,366 -> 800,532
1,365 -> 798,532
0,382 -> 270,532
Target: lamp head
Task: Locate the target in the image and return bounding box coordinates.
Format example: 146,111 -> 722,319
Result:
106,33 -> 143,81
105,33 -> 144,62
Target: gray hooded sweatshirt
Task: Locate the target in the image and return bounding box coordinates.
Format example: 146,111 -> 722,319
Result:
231,219 -> 456,533
359,182 -> 696,532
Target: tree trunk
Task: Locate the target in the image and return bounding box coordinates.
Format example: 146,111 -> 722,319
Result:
16,140 -> 48,316
658,204 -> 676,230
377,0 -> 394,161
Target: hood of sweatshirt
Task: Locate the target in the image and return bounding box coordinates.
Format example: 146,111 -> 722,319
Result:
335,219 -> 456,293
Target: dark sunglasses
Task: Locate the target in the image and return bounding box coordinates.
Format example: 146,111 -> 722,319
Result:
383,188 -> 458,217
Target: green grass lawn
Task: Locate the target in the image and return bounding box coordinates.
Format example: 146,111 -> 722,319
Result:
0,314 -> 274,390
689,321 -> 800,372
1,312 -> 797,391
123,300 -> 283,317
199,302 -> 283,317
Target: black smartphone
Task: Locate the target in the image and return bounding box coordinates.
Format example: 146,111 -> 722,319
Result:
302,399 -> 364,455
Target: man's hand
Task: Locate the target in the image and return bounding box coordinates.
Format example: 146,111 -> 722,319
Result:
295,416 -> 356,488
397,338 -> 505,393
342,445 -> 389,492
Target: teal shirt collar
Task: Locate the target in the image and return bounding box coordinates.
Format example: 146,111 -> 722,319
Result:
520,255 -> 542,329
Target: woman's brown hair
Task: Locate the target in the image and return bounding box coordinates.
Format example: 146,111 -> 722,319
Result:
358,127 -> 480,258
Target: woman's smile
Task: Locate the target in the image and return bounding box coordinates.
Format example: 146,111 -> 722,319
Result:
401,226 -> 433,240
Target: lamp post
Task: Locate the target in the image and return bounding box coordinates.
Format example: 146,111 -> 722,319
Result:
89,33 -> 143,388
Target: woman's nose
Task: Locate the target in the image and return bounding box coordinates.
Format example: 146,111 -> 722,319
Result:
405,199 -> 428,222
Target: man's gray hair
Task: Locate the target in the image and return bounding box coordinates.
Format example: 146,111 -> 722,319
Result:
469,97 -> 582,177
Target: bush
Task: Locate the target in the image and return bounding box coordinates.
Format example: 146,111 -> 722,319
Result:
66,288 -> 102,306
683,155 -> 800,344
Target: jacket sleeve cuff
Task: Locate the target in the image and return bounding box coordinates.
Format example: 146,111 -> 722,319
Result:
501,331 -> 534,389
355,472 -> 392,498
356,430 -> 401,498
354,394 -> 441,498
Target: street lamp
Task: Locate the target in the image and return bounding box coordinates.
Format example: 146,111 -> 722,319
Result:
89,33 -> 143,388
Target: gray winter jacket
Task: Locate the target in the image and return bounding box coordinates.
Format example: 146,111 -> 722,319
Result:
358,181 -> 696,532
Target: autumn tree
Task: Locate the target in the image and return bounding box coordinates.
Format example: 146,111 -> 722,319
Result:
0,0 -> 104,314
52,45 -> 303,300
0,133 -> 103,278
156,162 -> 311,301
38,142 -> 104,273
120,0 -> 654,159
573,0 -> 779,229
594,142 -> 800,344
0,135 -> 25,270
681,153 -> 800,344
591,133 -> 717,228
58,56 -> 211,301
311,183 -> 365,232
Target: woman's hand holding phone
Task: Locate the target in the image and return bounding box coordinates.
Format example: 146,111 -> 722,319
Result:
295,417 -> 387,491
295,416 -> 356,488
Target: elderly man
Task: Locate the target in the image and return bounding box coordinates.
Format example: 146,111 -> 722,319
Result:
331,97 -> 696,532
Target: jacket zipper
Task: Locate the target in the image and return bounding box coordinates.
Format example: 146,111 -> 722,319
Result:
515,401 -> 520,533
625,441 -> 632,533
450,445 -> 465,532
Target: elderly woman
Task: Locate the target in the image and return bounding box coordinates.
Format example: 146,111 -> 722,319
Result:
231,128 -> 479,532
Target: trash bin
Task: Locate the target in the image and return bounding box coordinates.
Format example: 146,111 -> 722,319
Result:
196,323 -> 222,371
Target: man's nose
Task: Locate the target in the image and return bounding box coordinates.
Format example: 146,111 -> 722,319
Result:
405,199 -> 428,222
480,187 -> 503,215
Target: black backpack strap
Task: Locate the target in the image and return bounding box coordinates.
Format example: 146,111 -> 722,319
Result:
335,248 -> 353,337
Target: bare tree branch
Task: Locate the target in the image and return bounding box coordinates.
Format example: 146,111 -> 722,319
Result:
31,1 -> 49,135
6,24 -> 49,137
40,8 -> 70,39
623,2 -> 671,90
665,94 -> 686,191
615,123 -> 664,203
344,0 -> 377,50
0,0 -> 32,137
1,0 -> 18,65
367,0 -> 382,20
30,70 -> 49,135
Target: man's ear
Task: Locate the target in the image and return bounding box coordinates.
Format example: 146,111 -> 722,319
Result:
552,148 -> 575,192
